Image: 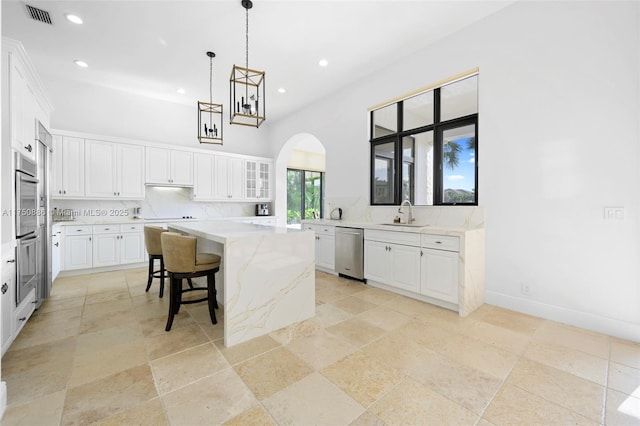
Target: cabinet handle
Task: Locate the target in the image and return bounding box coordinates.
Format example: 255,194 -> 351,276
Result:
32,300 -> 38,304
89,237 -> 92,241
63,190 -> 66,194
114,192 -> 117,195
54,242 -> 59,247
105,228 -> 110,230
25,144 -> 32,152
420,250 -> 423,256
59,190 -> 62,194
1,283 -> 8,294
6,259 -> 15,263
435,241 -> 442,244
19,317 -> 26,322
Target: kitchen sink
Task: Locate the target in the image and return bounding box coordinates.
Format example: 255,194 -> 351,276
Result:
379,223 -> 429,228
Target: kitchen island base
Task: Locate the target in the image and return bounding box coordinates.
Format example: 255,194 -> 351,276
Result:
168,222 -> 315,347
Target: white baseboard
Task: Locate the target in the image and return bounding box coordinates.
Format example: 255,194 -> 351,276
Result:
0,381 -> 7,421
486,291 -> 640,343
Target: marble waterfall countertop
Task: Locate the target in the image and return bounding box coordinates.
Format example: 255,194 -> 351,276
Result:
168,220 -> 315,348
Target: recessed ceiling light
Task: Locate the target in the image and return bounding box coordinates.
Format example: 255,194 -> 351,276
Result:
74,60 -> 88,68
65,14 -> 83,24
277,88 -> 286,94
176,88 -> 185,94
318,59 -> 328,67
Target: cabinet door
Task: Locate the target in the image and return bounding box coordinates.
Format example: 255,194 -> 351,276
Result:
317,234 -> 335,270
92,234 -> 119,267
63,235 -> 92,270
193,155 -> 215,200
52,231 -> 61,281
85,140 -> 117,198
245,160 -> 257,199
171,151 -> 193,185
146,147 -> 171,184
229,157 -> 244,200
214,156 -> 230,199
421,248 -> 459,304
364,240 -> 388,282
118,144 -> 145,198
62,137 -> 85,197
258,161 -> 271,199
120,232 -> 145,264
388,243 -> 421,293
51,135 -> 64,196
1,261 -> 16,356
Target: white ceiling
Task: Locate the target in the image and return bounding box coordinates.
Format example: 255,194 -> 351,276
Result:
2,0 -> 514,125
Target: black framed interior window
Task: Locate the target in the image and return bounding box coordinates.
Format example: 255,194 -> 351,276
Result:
370,73 -> 478,206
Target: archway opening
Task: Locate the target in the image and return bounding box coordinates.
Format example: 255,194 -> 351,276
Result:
274,133 -> 326,228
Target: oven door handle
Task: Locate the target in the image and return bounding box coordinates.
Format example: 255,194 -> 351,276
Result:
18,173 -> 39,185
20,234 -> 40,243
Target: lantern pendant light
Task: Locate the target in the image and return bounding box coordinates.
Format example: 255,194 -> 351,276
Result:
230,0 -> 265,128
198,51 -> 223,144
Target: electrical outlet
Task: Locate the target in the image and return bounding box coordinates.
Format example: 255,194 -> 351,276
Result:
521,283 -> 531,295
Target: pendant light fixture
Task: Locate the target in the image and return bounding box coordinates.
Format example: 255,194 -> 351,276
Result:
198,51 -> 223,144
230,0 -> 265,128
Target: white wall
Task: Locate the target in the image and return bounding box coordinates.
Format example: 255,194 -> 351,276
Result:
267,1 -> 640,341
45,76 -> 272,158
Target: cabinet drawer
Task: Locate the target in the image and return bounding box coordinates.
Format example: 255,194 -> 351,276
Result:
92,225 -> 119,234
303,224 -> 335,236
120,223 -> 144,233
14,288 -> 35,335
64,225 -> 92,235
365,229 -> 420,247
421,234 -> 459,252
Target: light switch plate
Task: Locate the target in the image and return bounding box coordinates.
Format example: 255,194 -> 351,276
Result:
604,207 -> 624,220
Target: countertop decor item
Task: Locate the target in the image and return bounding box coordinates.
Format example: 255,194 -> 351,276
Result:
230,0 -> 265,128
198,51 -> 223,144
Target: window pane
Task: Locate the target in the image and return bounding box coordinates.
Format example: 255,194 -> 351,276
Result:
440,75 -> 478,121
441,124 -> 476,204
287,170 -> 302,224
373,141 -> 395,204
372,104 -> 397,138
304,171 -> 322,219
403,91 -> 434,131
411,131 -> 434,205
402,136 -> 415,203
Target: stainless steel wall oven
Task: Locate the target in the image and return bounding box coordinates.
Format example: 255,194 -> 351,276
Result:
15,152 -> 40,306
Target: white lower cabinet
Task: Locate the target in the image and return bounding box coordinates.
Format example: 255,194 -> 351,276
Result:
52,226 -> 62,280
364,233 -> 421,293
62,224 -> 147,272
364,230 -> 461,308
420,234 -> 460,304
14,288 -> 36,338
303,224 -> 335,271
2,253 -> 16,356
64,226 -> 93,270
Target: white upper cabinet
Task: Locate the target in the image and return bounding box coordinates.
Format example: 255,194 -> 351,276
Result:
145,147 -> 193,186
193,154 -> 215,201
52,135 -> 85,198
85,139 -> 144,199
9,52 -> 36,161
245,160 -> 272,200
214,156 -> 244,200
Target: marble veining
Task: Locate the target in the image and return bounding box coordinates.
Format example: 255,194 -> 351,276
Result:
168,222 -> 315,347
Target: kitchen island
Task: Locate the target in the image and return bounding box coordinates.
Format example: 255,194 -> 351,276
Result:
167,221 -> 315,347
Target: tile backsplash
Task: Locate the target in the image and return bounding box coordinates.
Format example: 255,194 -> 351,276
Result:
52,187 -> 259,223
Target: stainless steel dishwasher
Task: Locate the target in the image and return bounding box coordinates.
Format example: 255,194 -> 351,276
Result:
335,227 -> 365,281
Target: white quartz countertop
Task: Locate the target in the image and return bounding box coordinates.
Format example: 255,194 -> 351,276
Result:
167,221 -> 305,244
53,216 -> 276,226
301,219 -> 477,236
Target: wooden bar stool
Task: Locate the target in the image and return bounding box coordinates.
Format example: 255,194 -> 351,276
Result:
161,232 -> 221,331
144,225 -> 168,298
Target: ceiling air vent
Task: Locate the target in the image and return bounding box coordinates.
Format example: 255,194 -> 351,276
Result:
25,4 -> 53,25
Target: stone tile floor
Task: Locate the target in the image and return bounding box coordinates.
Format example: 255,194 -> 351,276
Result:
1,268 -> 639,425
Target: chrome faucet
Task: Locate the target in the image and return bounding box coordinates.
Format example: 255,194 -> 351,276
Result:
398,199 -> 414,224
